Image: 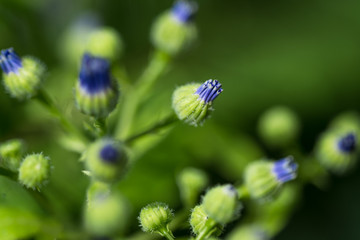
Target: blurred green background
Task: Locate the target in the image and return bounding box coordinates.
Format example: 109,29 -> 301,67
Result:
1,0 -> 360,239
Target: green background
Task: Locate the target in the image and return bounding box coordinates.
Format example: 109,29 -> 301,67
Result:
1,0 -> 360,239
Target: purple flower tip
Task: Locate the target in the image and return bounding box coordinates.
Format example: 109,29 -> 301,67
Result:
194,79 -> 223,104
272,156 -> 298,183
338,133 -> 356,153
172,0 -> 197,23
0,48 -> 23,75
79,53 -> 111,94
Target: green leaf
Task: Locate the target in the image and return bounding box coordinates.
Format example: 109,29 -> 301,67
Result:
0,206 -> 41,240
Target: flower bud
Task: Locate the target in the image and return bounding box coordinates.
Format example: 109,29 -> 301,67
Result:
0,48 -> 45,99
202,184 -> 241,225
329,112 -> 360,146
177,167 -> 208,207
85,27 -> 123,61
139,202 -> 174,238
244,157 -> 298,200
172,79 -> 223,126
316,131 -> 358,174
227,224 -> 268,240
18,153 -> 51,190
0,139 -> 25,171
151,0 -> 197,55
75,53 -> 119,118
85,190 -> 129,236
85,138 -> 128,183
258,106 -> 300,148
190,205 -> 222,237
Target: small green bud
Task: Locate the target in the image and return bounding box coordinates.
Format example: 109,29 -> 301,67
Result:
85,138 -> 128,183
172,79 -> 223,126
227,224 -> 268,240
244,157 -> 298,200
85,190 -> 129,236
0,139 -> 25,171
190,205 -> 222,237
18,153 -> 51,190
1,48 -> 45,100
139,202 -> 174,238
151,1 -> 197,55
85,27 -> 123,61
202,184 -> 241,225
177,167 -> 209,207
316,130 -> 358,174
258,106 -> 300,148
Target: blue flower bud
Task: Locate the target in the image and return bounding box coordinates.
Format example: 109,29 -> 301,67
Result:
151,1 -> 197,55
172,79 -> 223,126
258,106 -> 300,149
202,184 -> 241,225
244,157 -> 298,200
316,131 -> 358,174
75,53 -> 119,118
0,48 -> 45,99
85,138 -> 128,183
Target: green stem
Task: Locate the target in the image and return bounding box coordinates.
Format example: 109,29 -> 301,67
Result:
195,220 -> 217,240
236,185 -> 250,199
158,226 -> 175,240
115,50 -> 171,139
125,114 -> 178,144
93,117 -> 107,137
35,89 -> 88,146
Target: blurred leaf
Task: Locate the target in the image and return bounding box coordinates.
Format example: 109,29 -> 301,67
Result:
0,206 -> 41,240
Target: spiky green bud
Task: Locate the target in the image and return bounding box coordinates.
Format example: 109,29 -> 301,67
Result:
85,27 -> 123,61
202,184 -> 241,225
258,106 -> 300,148
85,138 -> 128,183
177,167 -> 208,207
190,205 -> 223,237
139,202 -> 174,238
0,139 -> 25,171
18,153 -> 51,190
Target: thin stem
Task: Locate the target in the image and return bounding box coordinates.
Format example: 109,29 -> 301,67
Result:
236,185 -> 250,199
125,114 -> 178,144
35,89 -> 88,146
115,50 -> 171,139
158,227 -> 175,240
195,220 -> 217,240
